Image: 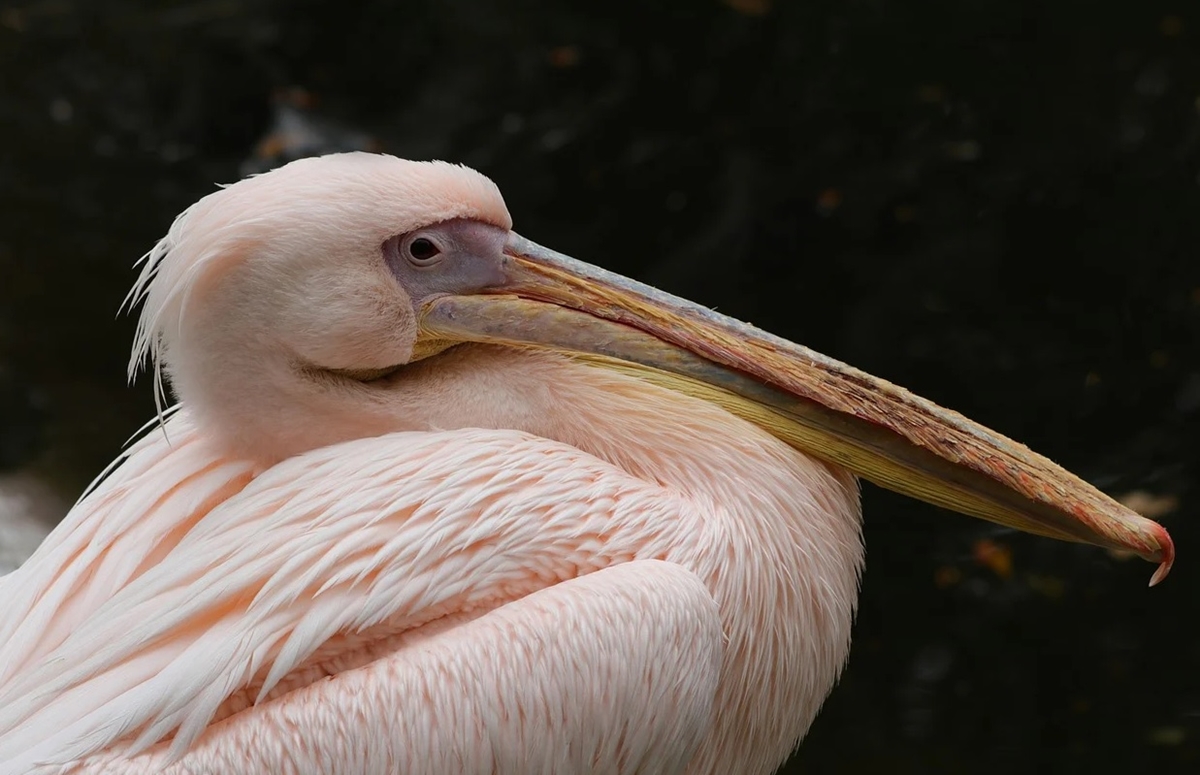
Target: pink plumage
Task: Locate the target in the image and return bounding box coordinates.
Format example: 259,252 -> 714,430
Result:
0,152 -> 1170,774
0,155 -> 860,774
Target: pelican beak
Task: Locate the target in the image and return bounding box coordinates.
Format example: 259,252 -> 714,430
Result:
419,233 -> 1174,585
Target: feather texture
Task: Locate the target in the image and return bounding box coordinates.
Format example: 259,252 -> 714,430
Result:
0,382 -> 862,774
0,155 -> 866,775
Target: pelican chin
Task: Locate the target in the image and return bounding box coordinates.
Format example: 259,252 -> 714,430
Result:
0,152 -> 1173,775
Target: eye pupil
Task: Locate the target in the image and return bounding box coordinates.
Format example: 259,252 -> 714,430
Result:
408,237 -> 440,262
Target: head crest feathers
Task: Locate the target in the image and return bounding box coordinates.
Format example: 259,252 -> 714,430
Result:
122,153 -> 511,422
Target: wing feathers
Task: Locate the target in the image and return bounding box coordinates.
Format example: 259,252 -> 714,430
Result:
79,561 -> 723,775
0,420 -> 702,773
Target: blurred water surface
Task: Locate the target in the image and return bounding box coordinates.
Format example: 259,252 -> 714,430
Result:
1,1 -> 1197,772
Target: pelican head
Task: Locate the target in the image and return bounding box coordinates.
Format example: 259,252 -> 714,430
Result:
128,152 -> 1170,580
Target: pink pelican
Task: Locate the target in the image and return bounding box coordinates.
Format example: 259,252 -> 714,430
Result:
0,153 -> 1173,774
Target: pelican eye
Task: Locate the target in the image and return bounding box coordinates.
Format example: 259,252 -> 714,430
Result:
406,237 -> 442,265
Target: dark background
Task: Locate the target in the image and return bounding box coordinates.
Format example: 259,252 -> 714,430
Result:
1,1 -> 1196,772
